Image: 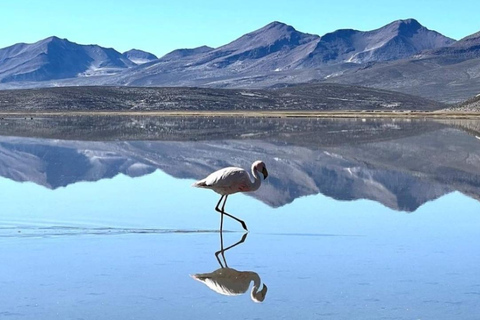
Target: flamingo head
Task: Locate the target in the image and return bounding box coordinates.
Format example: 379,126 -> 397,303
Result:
251,283 -> 268,303
253,160 -> 268,180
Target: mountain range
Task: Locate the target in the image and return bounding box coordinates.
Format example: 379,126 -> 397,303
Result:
0,19 -> 479,103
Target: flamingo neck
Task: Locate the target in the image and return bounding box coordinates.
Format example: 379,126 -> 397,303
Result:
250,166 -> 262,191
248,272 -> 262,296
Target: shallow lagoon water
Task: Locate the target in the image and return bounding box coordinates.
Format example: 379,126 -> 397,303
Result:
1,117 -> 480,319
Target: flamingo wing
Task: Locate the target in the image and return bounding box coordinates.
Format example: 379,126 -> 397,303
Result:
195,167 -> 251,194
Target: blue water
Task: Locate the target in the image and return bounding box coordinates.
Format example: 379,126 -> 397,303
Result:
1,119 -> 480,319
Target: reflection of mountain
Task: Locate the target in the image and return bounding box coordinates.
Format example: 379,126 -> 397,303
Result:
0,119 -> 479,212
0,140 -> 156,188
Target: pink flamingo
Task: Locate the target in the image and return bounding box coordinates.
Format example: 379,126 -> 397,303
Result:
192,160 -> 269,232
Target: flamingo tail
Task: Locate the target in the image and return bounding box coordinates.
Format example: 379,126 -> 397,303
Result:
192,180 -> 208,188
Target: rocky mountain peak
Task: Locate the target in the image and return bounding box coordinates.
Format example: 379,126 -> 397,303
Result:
222,21 -> 319,50
123,49 -> 158,64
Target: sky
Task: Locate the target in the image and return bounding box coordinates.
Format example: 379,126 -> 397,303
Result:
1,0 -> 479,58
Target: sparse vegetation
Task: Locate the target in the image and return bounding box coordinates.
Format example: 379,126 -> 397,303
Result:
0,84 -> 446,113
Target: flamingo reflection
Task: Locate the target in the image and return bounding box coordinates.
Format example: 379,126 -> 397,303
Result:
191,232 -> 268,303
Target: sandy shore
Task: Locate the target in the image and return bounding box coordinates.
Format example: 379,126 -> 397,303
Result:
0,110 -> 480,119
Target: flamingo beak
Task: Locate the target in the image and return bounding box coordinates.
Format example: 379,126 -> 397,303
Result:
262,167 -> 268,180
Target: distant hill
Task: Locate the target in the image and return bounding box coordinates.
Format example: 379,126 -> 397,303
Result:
448,94 -> 480,111
158,46 -> 214,61
0,37 -> 135,83
427,31 -> 480,58
122,49 -> 158,64
0,84 -> 445,112
300,19 -> 454,65
325,29 -> 480,103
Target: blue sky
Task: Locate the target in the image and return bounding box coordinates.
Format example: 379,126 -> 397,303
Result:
1,0 -> 479,57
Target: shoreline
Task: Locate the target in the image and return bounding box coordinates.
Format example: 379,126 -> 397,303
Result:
0,110 -> 479,119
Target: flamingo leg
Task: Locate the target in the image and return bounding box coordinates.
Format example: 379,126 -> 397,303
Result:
222,232 -> 248,252
215,195 -> 225,212
219,203 -> 225,234
214,195 -> 248,231
215,195 -> 225,233
215,231 -> 248,268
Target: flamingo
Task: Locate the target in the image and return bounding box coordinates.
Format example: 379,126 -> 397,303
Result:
192,232 -> 268,303
192,160 -> 268,232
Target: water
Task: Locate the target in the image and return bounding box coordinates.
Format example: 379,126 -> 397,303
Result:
1,117 -> 479,319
